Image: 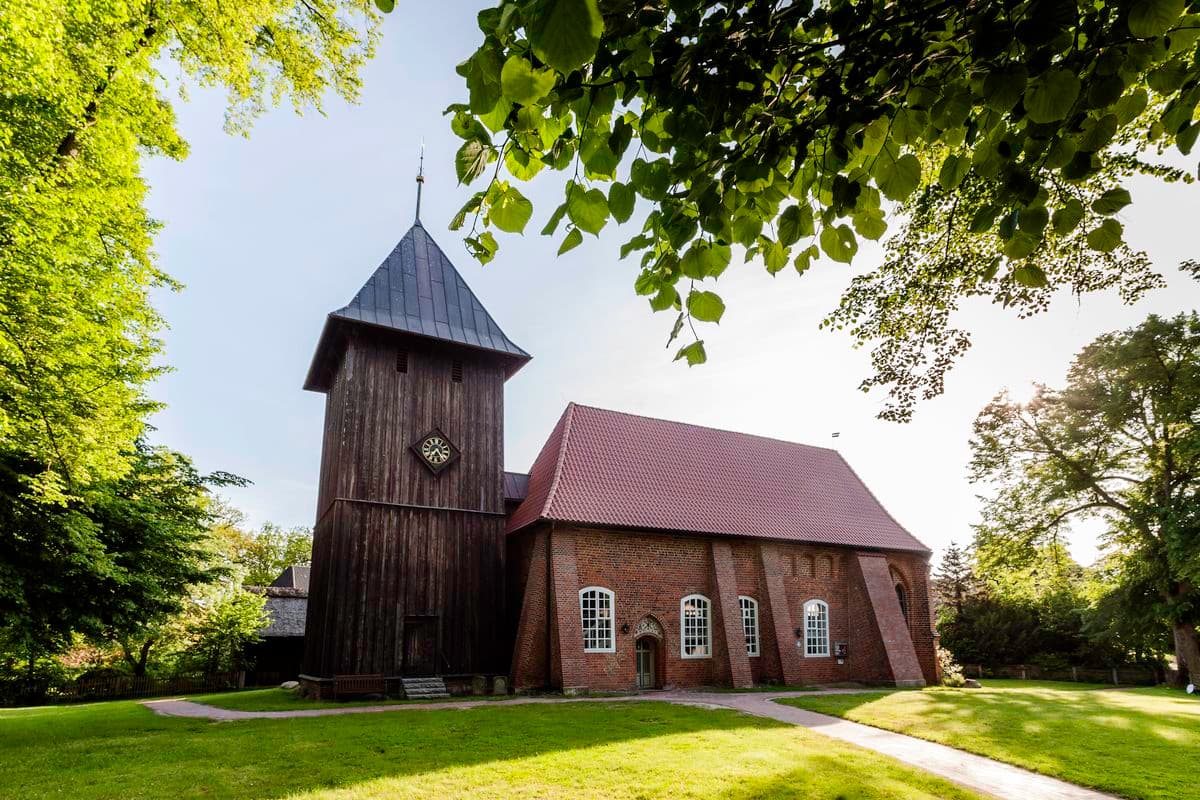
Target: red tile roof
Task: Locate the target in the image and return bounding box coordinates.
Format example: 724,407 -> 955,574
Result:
506,404 -> 929,554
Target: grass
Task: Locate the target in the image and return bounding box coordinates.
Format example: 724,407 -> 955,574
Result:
190,687 -> 517,712
778,679 -> 1200,800
0,697 -> 986,800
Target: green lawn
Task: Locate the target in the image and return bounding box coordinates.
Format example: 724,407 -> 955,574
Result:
778,680 -> 1200,800
0,697 -> 985,800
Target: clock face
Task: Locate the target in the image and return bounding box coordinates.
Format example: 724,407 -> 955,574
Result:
420,436 -> 452,465
411,429 -> 459,474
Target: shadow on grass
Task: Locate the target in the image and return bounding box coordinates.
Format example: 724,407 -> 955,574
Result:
0,699 -> 780,800
778,683 -> 1200,800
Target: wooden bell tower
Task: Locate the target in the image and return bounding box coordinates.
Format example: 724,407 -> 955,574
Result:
300,185 -> 530,682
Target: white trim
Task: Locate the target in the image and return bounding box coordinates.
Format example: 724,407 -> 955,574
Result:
579,586 -> 616,653
803,598 -> 830,658
680,594 -> 712,659
738,596 -> 760,657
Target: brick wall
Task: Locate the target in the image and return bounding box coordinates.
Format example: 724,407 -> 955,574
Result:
508,524 -> 935,691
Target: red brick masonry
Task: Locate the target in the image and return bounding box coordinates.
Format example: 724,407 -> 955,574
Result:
509,525 -> 937,691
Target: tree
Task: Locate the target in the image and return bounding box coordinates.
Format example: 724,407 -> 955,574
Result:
212,519 -> 313,587
1,0 -> 380,500
439,0 -> 1197,419
970,312 -> 1200,686
934,542 -> 977,616
182,587 -> 267,674
0,442 -> 244,681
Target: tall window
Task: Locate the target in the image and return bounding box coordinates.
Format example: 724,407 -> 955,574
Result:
739,596 -> 759,657
895,584 -> 909,624
804,599 -> 830,657
680,594 -> 711,658
580,587 -> 615,652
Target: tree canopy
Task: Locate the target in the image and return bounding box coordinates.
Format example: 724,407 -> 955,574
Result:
446,0 -> 1200,419
970,312 -> 1200,685
1,0 -> 380,499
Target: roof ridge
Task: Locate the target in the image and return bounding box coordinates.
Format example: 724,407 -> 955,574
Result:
540,402 -> 577,521
567,402 -> 842,454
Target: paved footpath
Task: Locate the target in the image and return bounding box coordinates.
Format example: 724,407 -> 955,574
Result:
144,689 -> 1116,800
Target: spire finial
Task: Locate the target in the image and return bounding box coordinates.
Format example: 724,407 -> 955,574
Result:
415,140 -> 425,224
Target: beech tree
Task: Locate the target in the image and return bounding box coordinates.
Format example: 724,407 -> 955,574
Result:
1,0 -> 380,500
970,313 -> 1200,686
442,0 -> 1200,419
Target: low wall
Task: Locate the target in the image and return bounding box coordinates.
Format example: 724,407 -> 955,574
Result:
961,663 -> 1159,686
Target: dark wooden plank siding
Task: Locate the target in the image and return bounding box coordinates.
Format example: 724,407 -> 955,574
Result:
303,327 -> 510,678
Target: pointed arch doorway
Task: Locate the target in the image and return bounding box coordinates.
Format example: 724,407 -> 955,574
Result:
634,616 -> 664,690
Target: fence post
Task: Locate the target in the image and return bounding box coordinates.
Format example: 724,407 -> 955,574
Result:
1071,666 -> 1078,682
1020,666 -> 1027,680
1111,667 -> 1119,686
237,670 -> 246,689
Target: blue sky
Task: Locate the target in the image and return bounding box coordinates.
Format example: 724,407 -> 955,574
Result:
143,5 -> 1200,566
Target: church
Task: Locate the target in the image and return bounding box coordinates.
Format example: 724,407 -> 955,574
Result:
299,211 -> 937,697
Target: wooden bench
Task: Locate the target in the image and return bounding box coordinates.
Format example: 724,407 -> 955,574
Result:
332,673 -> 386,700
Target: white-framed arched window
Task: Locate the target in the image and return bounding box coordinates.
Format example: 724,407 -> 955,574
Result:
580,587 -> 615,652
804,599 -> 830,657
680,594 -> 711,658
739,596 -> 759,657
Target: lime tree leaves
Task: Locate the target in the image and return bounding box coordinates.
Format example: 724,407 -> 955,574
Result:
448,0 -> 1199,416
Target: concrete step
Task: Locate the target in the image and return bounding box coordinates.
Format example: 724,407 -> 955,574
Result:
400,676 -> 450,700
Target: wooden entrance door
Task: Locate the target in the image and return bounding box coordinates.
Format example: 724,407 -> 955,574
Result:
402,616 -> 438,676
636,637 -> 656,689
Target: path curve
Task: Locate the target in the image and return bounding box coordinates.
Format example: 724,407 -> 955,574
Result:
144,690 -> 1116,800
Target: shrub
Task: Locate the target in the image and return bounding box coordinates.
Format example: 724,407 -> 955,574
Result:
938,647 -> 967,687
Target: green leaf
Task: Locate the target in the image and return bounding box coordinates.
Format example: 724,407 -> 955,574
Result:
680,242 -> 730,280
852,210 -> 888,240
608,182 -> 635,223
819,224 -> 859,263
1127,0 -> 1185,38
794,244 -> 819,274
649,285 -> 679,312
983,65 -> 1029,112
450,191 -> 485,231
580,134 -> 620,178
505,147 -> 544,181
1086,218 -> 1124,252
466,231 -> 499,264
630,158 -> 671,200
567,186 -> 609,235
1011,265 -> 1049,287
1024,69 -> 1081,124
1051,199 -> 1085,235
938,154 -> 970,190
541,202 -> 568,235
778,204 -> 814,246
459,47 -> 503,114
763,239 -> 790,274
1178,121 -> 1200,156
874,153 -> 922,201
673,340 -> 707,366
686,290 -> 726,323
489,184 -> 533,233
1092,188 -> 1132,215
557,228 -> 583,255
374,0 -> 394,12
500,56 -> 556,105
1004,232 -> 1040,260
455,140 -> 493,184
731,214 -> 763,247
528,0 -> 604,74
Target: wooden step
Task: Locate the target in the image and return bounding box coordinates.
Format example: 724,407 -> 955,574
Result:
400,677 -> 450,700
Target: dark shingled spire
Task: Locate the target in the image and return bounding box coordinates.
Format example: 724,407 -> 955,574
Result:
304,223 -> 531,391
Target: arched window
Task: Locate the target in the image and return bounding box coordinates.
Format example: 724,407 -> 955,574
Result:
680,594 -> 711,658
739,596 -> 759,657
579,587 -> 615,652
895,583 -> 909,623
804,599 -> 830,657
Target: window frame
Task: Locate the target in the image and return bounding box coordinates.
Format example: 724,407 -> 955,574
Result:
679,594 -> 712,659
803,598 -> 830,658
579,586 -> 616,653
739,596 -> 760,657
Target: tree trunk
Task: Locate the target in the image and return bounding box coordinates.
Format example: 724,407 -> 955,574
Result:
1170,622 -> 1200,687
